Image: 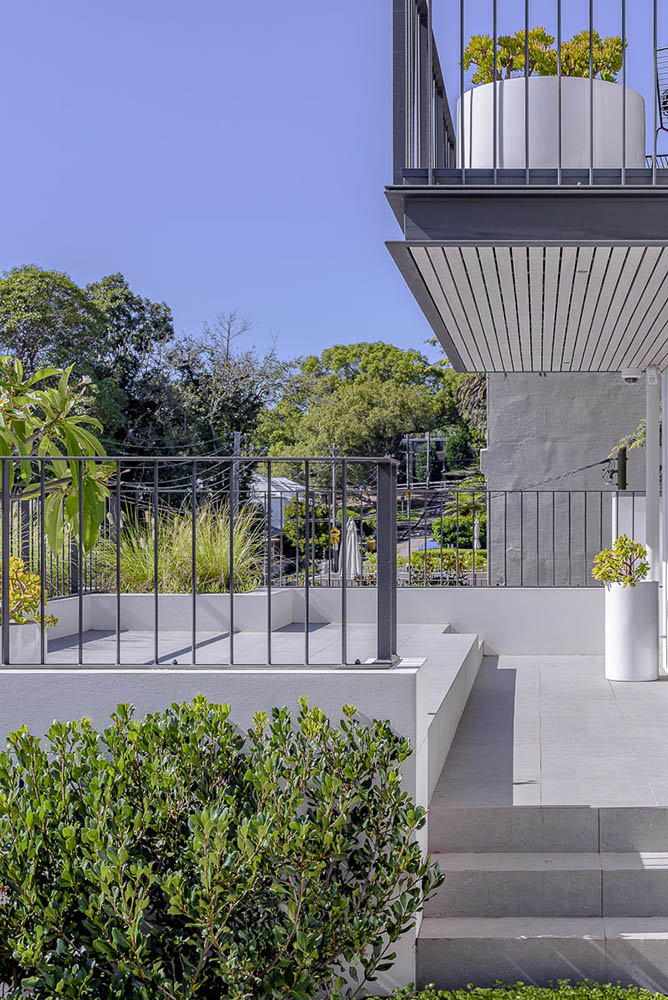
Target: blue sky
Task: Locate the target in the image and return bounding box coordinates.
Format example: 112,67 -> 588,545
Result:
0,1 -> 661,360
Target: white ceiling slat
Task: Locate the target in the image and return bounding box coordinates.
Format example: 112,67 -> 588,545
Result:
596,247 -> 662,370
425,247 -> 485,369
582,247 -> 628,371
460,247 -> 505,370
551,247 -> 577,371
443,248 -> 497,369
617,250 -> 668,369
401,241 -> 668,373
528,247 -> 545,370
477,247 -> 513,372
511,247 -> 532,369
410,247 -> 477,369
561,247 -> 594,371
542,247 -> 560,371
495,248 -> 521,371
570,247 -> 612,371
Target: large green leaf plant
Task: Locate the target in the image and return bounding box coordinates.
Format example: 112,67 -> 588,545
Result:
0,356 -> 111,555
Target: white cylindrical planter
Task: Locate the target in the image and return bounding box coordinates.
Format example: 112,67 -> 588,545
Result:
457,76 -> 645,169
605,582 -> 659,682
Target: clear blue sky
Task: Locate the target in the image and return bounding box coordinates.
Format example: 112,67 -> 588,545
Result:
0,1 -> 661,360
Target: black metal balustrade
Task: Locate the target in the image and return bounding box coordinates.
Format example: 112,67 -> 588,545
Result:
394,0 -> 668,187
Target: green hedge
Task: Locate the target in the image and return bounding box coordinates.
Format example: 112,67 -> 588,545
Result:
367,983 -> 664,1000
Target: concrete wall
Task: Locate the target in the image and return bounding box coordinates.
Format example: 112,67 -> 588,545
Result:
482,373 -> 646,586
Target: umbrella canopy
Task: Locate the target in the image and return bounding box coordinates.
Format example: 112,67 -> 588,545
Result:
345,518 -> 363,579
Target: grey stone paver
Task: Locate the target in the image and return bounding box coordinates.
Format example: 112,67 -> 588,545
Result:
432,654 -> 668,808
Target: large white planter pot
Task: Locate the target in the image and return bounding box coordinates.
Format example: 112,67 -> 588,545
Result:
457,76 -> 645,169
8,623 -> 41,665
604,581 -> 659,682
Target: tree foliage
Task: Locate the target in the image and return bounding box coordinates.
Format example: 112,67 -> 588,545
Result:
464,28 -> 623,85
0,697 -> 442,1000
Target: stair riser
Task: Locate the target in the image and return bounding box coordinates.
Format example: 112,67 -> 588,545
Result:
426,869 -> 668,917
417,937 -> 668,993
430,807 -> 668,853
417,937 -> 606,990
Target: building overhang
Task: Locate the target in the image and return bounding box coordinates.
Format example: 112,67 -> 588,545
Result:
387,184 -> 668,373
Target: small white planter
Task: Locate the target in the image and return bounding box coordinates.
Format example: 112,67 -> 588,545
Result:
8,623 -> 41,665
457,76 -> 645,169
604,581 -> 659,682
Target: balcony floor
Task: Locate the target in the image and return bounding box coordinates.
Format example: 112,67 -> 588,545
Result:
432,655 -> 668,808
43,622 -> 450,668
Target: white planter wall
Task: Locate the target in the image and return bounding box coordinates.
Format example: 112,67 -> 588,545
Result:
605,581 -> 659,681
457,76 -> 645,169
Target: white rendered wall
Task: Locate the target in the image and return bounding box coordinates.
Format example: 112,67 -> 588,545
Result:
457,76 -> 645,169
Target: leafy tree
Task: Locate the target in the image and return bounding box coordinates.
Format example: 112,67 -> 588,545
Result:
444,427 -> 475,471
0,266 -> 104,373
0,358 -> 111,554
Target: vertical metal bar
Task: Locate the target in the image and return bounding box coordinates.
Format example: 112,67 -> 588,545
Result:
439,490 -> 444,584
584,491 -> 588,585
472,490 -> 476,585
424,486 -> 429,585
40,461 -> 45,665
568,491 -> 572,586
552,492 -> 556,587
229,460 -> 235,665
493,0 -> 498,183
427,0 -> 433,183
456,491 -> 460,582
1,460 -> 9,666
116,462 -> 121,665
536,491 -> 540,586
654,0 -> 658,185
524,0 -> 530,183
266,459 -> 272,665
589,0 -> 594,185
377,460 -> 397,662
191,461 -> 197,665
557,0 -> 562,185
78,462 -> 83,665
341,461 -> 348,665
621,0 -> 627,184
504,491 -> 508,585
295,486 -> 299,584
520,492 -> 524,587
153,461 -> 159,666
599,490 -> 603,556
460,0 -> 465,182
304,461 -> 310,665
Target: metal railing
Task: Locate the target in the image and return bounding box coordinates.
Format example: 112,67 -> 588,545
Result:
0,455 -> 398,667
394,0 -> 668,187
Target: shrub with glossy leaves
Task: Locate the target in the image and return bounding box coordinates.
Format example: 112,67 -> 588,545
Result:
592,534 -> 650,587
368,983 -> 666,1000
0,697 -> 442,1000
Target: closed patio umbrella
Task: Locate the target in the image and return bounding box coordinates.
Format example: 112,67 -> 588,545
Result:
473,517 -> 481,551
345,518 -> 363,580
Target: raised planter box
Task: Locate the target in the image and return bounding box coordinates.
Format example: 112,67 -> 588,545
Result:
457,76 -> 645,169
8,623 -> 40,664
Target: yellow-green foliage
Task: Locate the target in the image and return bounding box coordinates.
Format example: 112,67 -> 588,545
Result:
1,557 -> 57,626
592,534 -> 650,587
464,28 -> 623,85
97,504 -> 264,594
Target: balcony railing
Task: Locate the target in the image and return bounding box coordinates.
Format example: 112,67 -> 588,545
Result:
394,0 -> 668,187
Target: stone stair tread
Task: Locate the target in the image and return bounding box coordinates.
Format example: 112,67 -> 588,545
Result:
420,917 -> 668,940
432,851 -> 668,872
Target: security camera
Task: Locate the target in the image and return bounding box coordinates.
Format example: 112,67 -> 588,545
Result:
621,369 -> 641,384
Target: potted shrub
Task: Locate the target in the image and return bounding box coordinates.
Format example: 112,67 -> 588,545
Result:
459,28 -> 645,169
2,556 -> 57,664
592,534 -> 658,682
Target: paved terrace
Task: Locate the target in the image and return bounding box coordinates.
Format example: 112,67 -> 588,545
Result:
46,622 -> 455,668
433,655 -> 668,808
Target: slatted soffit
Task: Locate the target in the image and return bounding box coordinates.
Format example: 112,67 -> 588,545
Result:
388,244 -> 668,373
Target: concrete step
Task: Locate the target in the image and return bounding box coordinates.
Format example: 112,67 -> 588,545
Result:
428,806 -> 668,853
417,916 -> 668,991
427,852 -> 668,917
